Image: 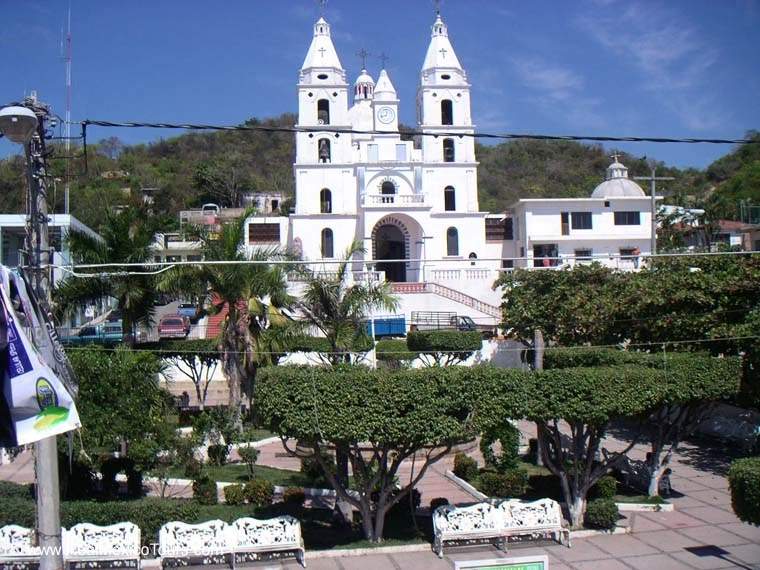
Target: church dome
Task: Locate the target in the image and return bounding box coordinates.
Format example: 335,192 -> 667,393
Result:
591,158 -> 646,198
354,68 -> 375,100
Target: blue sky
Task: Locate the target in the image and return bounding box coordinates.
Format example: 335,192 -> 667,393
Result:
1,0 -> 759,168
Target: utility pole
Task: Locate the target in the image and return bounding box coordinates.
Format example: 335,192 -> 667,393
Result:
533,329 -> 544,467
634,167 -> 674,256
24,92 -> 63,570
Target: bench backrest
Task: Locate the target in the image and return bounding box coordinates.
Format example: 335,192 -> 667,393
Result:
495,498 -> 563,530
231,516 -> 301,550
0,525 -> 40,558
158,520 -> 230,558
63,522 -> 140,559
433,503 -> 500,535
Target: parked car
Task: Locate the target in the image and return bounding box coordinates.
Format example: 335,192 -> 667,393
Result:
177,303 -> 201,323
60,323 -> 123,345
158,316 -> 188,339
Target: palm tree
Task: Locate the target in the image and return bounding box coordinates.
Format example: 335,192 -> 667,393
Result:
298,240 -> 399,524
299,240 -> 399,365
55,206 -> 157,340
157,210 -> 295,428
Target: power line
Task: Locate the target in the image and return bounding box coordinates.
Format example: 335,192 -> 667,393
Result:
43,249 -> 760,278
80,119 -> 760,145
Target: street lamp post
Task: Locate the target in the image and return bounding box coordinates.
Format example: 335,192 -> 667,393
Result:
1,94 -> 63,570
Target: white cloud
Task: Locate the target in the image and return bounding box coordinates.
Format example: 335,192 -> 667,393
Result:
576,1 -> 727,130
511,57 -> 584,101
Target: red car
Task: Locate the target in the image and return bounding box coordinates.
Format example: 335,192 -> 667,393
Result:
158,316 -> 188,339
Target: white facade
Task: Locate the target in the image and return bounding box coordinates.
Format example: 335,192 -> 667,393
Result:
238,14 -> 659,327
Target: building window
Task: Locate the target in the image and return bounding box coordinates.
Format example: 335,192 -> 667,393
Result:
571,211 -> 593,230
317,99 -> 330,125
248,223 -> 281,244
271,199 -> 279,212
443,138 -> 455,162
441,99 -> 453,125
444,186 -> 456,211
574,249 -> 593,262
614,211 -> 641,225
561,212 -> 569,235
321,228 -> 334,258
469,252 -> 477,266
446,227 -> 459,256
533,244 -> 559,267
502,259 -> 514,269
396,144 -> 407,161
485,218 -> 513,241
320,188 -> 332,213
187,255 -> 202,262
318,138 -> 331,163
367,144 -> 378,162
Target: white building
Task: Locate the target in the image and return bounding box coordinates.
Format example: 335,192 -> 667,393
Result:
509,159 -> 656,270
240,13 -> 656,326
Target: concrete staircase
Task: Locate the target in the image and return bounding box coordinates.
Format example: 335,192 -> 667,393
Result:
391,282 -> 501,318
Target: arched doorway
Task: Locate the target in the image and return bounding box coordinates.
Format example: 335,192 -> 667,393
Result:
374,224 -> 407,282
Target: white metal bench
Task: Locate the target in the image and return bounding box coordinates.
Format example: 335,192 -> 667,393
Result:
62,522 -> 141,569
496,498 -> 571,549
158,520 -> 231,569
231,516 -> 305,568
432,499 -> 570,557
0,525 -> 41,567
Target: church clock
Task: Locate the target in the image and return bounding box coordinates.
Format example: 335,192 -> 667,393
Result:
377,106 -> 396,124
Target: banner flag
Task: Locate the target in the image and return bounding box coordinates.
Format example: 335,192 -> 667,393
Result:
0,266 -> 81,447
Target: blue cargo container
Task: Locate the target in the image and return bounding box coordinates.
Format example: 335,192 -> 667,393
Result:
363,316 -> 406,338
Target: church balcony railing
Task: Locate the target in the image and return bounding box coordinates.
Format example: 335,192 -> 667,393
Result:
429,268 -> 498,281
362,194 -> 427,207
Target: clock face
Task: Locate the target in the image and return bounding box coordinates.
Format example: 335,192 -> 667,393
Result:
377,106 -> 396,124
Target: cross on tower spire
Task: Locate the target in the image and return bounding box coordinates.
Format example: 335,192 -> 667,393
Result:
379,52 -> 389,68
317,0 -> 327,17
610,152 -> 621,163
434,0 -> 442,16
357,48 -> 370,69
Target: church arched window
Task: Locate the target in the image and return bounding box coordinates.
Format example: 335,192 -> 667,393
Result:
443,138 -> 455,162
446,227 -> 459,256
441,99 -> 453,125
444,186 -> 456,211
321,228 -> 334,258
317,99 -> 330,125
320,188 -> 332,213
381,181 -> 396,204
318,138 -> 331,163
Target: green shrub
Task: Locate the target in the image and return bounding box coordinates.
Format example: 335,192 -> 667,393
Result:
244,478 -> 274,507
192,475 -> 218,505
728,457 -> 760,525
376,339 -> 417,368
207,444 -> 230,466
237,445 -> 259,480
286,335 -> 373,354
283,487 -> 306,507
453,452 -> 479,482
478,468 -> 529,498
480,422 -> 520,472
591,475 -> 619,500
62,499 -> 199,546
223,484 -> 246,506
0,498 -> 36,526
0,481 -> 32,499
407,331 -> 482,365
430,497 -> 450,512
300,451 -> 336,487
584,498 -> 619,529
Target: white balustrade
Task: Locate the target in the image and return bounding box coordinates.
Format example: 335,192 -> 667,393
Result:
363,194 -> 426,206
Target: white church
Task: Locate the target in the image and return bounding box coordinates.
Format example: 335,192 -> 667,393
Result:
242,12 -> 655,327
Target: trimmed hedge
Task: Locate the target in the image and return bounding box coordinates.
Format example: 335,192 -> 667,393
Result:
0,481 -> 32,499
478,468 -> 529,498
376,339 -> 418,363
480,422 -> 520,472
244,479 -> 274,507
590,475 -> 618,500
728,457 -> 760,525
453,453 -> 479,482
223,484 -> 245,506
0,498 -> 201,546
585,498 -> 619,529
543,348 -> 645,369
192,476 -> 218,505
285,334 -> 373,354
406,330 -> 482,353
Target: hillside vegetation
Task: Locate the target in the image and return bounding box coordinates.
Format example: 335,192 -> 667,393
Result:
0,115 -> 757,231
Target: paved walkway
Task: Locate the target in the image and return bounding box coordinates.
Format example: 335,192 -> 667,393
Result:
3,427 -> 759,568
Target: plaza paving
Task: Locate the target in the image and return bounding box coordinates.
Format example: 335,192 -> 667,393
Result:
2,427 -> 759,569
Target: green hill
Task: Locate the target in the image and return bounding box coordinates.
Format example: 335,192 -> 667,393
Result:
0,116 -> 757,232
